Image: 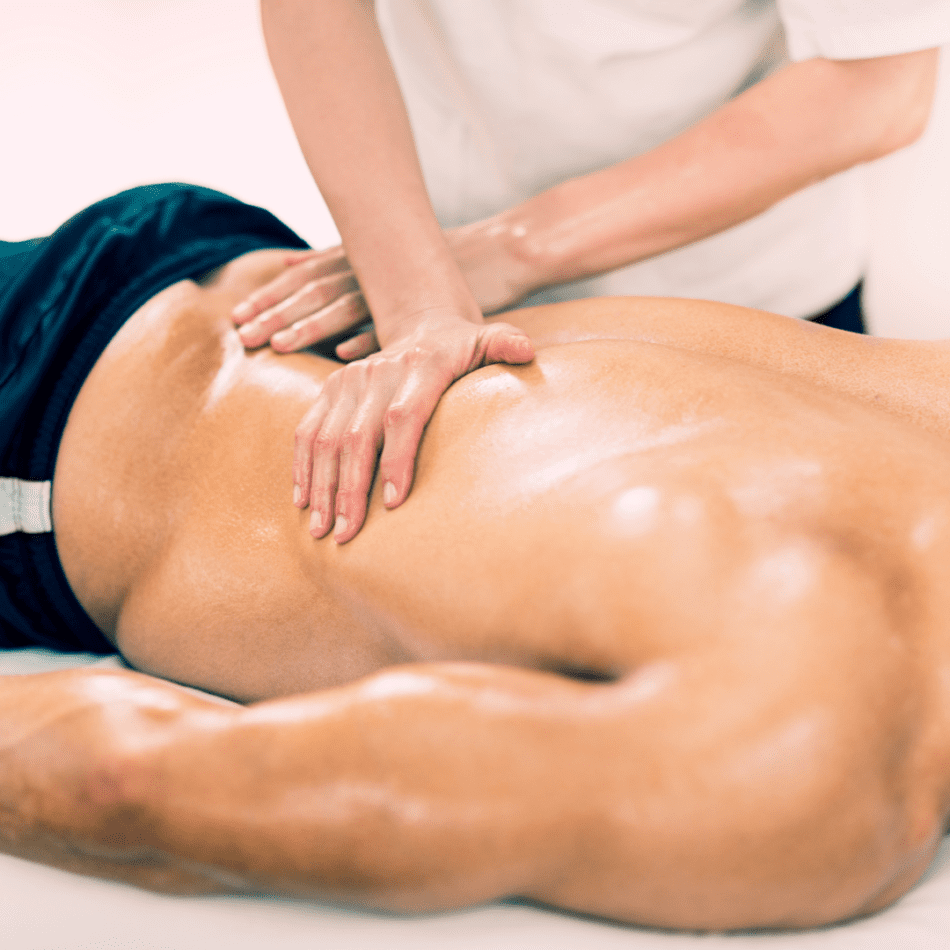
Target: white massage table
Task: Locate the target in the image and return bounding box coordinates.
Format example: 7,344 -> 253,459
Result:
1,647 -> 949,950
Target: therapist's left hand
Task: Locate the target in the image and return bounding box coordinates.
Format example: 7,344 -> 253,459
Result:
233,247 -> 378,359
294,310 -> 534,544
233,216 -> 540,355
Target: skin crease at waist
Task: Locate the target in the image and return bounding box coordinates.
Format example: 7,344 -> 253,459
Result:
0,247 -> 944,931
234,0 -> 941,546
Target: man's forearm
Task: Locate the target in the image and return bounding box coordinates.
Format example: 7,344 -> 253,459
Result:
260,0 -> 481,338
134,663 -> 585,910
500,49 -> 939,291
0,665 -> 585,908
0,669 -> 239,893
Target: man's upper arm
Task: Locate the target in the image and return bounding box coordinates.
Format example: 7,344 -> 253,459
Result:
0,656 -> 913,930
124,655 -> 900,929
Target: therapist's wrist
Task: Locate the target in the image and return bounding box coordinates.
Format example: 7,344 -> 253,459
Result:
444,207 -> 559,312
371,284 -> 485,349
495,184 -> 602,294
356,242 -> 485,345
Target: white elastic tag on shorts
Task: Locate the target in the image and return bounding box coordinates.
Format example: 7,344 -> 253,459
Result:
0,478 -> 53,536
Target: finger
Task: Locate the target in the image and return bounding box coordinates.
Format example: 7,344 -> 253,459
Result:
477,322 -> 535,368
282,249 -> 319,268
336,328 -> 380,362
376,368 -> 453,511
232,246 -> 350,323
233,256 -> 319,325
239,274 -> 359,349
331,375 -> 395,544
271,290 -> 368,353
295,244 -> 349,275
307,366 -> 367,538
293,390 -> 333,509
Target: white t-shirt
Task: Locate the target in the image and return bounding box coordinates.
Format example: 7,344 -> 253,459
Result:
377,0 -> 950,317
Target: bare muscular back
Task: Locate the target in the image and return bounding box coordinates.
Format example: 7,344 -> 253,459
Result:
53,250 -> 950,699
45,250 -> 950,926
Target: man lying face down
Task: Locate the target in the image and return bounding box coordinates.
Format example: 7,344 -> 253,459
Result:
2,184 -> 950,932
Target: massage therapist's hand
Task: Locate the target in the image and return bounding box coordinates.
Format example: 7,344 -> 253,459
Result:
294,310 -> 534,544
232,218 -> 539,355
232,247 -> 378,360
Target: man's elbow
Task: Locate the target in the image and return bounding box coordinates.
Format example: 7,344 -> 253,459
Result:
74,675 -> 203,854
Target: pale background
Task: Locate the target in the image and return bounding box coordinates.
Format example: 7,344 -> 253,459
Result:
2,3 -> 950,949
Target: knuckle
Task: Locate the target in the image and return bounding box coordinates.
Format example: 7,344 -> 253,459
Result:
310,477 -> 333,498
313,430 -> 339,455
340,427 -> 372,457
352,360 -> 373,382
302,280 -> 328,305
294,414 -> 320,443
337,364 -> 358,388
327,367 -> 349,390
334,491 -> 365,515
259,288 -> 282,309
365,356 -> 386,379
383,402 -> 411,429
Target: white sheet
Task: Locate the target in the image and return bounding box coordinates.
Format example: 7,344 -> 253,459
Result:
1,648 -> 948,950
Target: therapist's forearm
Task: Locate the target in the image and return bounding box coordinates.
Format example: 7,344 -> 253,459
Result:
260,0 -> 480,340
502,49 -> 938,290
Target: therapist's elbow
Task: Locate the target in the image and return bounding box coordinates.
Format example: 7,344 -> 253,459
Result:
852,47 -> 940,160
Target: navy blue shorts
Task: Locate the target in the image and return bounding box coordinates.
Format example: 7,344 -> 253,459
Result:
0,184 -> 308,652
809,283 -> 865,334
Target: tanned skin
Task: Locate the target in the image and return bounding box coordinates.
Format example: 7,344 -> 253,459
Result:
3,249 -> 950,931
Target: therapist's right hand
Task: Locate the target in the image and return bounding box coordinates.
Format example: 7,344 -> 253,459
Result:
293,308 -> 534,545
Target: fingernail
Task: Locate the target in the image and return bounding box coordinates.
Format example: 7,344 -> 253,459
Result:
273,328 -> 296,348
238,323 -> 256,342
383,481 -> 397,506
309,510 -> 324,535
334,515 -> 349,540
293,484 -> 302,506
233,301 -> 251,320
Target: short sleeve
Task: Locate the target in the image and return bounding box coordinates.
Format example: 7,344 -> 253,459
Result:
776,0 -> 950,61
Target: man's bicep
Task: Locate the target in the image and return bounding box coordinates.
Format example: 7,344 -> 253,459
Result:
0,659 -> 899,929
140,661 -> 636,910
0,661 -> 652,909
143,657 -> 812,925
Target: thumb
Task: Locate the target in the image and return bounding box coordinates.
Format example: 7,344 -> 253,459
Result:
481,323 -> 535,366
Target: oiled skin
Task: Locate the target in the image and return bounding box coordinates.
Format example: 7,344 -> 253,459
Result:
15,249 -> 950,929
